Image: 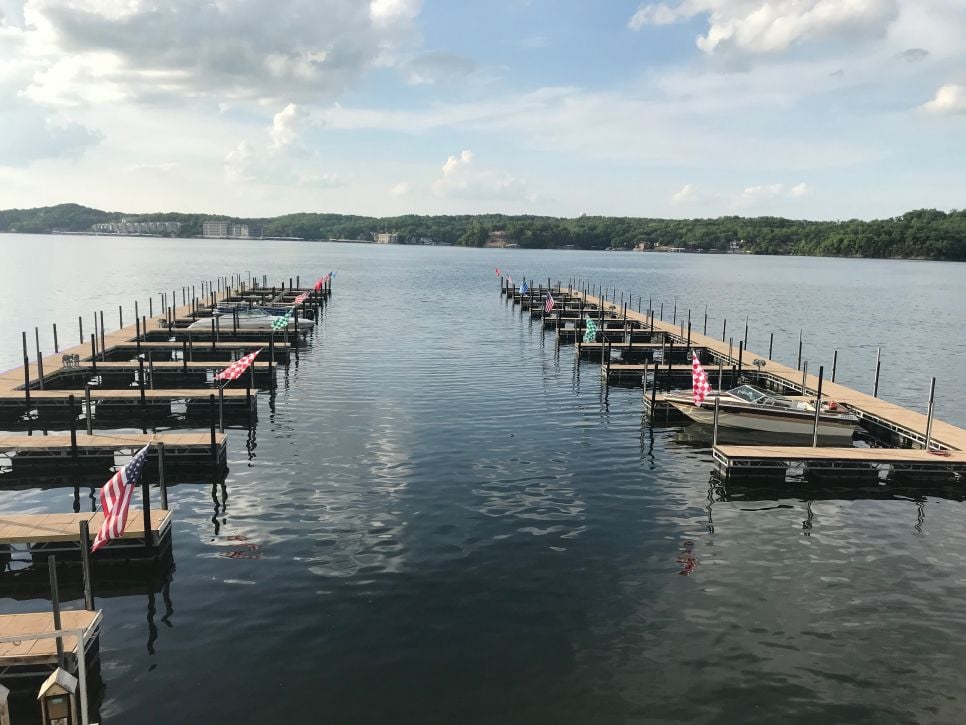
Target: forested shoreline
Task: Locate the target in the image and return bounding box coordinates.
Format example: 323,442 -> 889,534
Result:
1,203 -> 964,260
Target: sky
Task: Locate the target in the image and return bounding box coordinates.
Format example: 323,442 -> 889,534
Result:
0,0 -> 964,220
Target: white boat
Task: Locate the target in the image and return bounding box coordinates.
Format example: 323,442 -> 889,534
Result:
186,311 -> 313,332
664,384 -> 858,439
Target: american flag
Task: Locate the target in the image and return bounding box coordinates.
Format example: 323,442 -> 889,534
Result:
215,349 -> 261,382
91,444 -> 150,552
293,292 -> 309,304
544,292 -> 555,313
692,354 -> 713,406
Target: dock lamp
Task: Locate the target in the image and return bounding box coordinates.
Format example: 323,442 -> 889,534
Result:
37,668 -> 78,725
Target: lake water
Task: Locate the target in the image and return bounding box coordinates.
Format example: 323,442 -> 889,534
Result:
1,235 -> 965,723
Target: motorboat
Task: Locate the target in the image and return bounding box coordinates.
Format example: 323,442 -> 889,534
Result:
664,384 -> 858,439
186,310 -> 314,331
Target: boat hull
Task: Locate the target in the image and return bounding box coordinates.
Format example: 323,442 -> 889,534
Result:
666,400 -> 856,439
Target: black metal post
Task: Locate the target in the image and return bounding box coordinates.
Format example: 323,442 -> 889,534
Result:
141,477 -> 154,553
873,347 -> 881,397
69,395 -> 77,459
158,442 -> 168,510
812,366 -> 825,447
79,521 -> 95,611
21,331 -> 31,413
53,323 -> 59,353
48,555 -> 64,668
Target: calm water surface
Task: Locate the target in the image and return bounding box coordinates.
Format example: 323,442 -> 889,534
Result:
1,235 -> 965,724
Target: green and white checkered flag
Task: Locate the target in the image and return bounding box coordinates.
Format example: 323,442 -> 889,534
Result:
271,310 -> 292,331
583,316 -> 597,343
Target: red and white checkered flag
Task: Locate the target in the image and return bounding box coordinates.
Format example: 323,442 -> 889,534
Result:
215,349 -> 261,382
692,354 -> 712,406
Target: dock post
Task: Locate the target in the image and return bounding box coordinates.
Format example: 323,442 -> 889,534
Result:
650,359 -> 658,411
660,302 -> 664,321
743,316 -> 749,350
136,317 -> 142,354
703,306 -> 707,335
141,476 -> 154,553
687,321 -> 692,351
218,387 -> 225,433
605,340 -> 612,382
797,331 -> 803,370
78,521 -> 95,611
802,361 -> 808,392
99,310 -> 105,352
84,384 -> 93,434
737,341 -> 743,379
78,315 -> 84,345
92,312 -> 98,353
728,337 -> 733,364
924,377 -> 936,450
210,319 -> 216,350
21,332 -> 31,413
158,442 -> 168,510
53,323 -> 59,353
48,555 -> 65,668
873,347 -> 881,397
209,394 -> 218,463
768,333 -> 774,360
812,365 -> 825,447
831,351 -> 838,383
149,296 -> 153,318
232,307 -> 238,336
721,318 -> 726,343
35,327 -> 45,390
69,395 -> 77,459
135,299 -> 139,323
215,315 -> 221,342
712,396 -> 720,448
118,304 -> 123,329
182,340 -> 188,372
717,362 -> 723,392
137,356 -> 147,409
672,298 -> 677,325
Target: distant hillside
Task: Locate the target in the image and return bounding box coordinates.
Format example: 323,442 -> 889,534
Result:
1,204 -> 964,260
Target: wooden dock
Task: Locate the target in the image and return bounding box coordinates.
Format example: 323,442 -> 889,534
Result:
0,509 -> 171,551
504,280 -> 966,481
0,610 -> 102,682
713,445 -> 966,482
0,432 -> 227,472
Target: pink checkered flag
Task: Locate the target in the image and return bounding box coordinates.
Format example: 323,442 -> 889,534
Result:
691,354 -> 712,406
215,349 -> 261,382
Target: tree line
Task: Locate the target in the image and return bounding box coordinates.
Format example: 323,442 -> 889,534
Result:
1,203 -> 964,260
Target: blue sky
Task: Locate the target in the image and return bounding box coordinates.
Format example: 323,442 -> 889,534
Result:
1,0 -> 964,219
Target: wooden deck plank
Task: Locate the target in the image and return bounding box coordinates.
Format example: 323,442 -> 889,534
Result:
0,432 -> 225,453
0,510 -> 170,545
715,445 -> 966,463
0,610 -> 101,664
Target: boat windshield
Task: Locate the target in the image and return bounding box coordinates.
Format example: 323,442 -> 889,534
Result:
726,385 -> 769,403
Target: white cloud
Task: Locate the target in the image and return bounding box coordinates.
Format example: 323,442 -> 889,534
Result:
671,183 -> 698,204
432,150 -> 533,201
628,0 -> 899,55
921,84 -> 966,114
225,104 -> 340,186
369,0 -> 422,26
391,181 -> 412,196
13,0 -> 425,106
736,181 -> 809,207
404,51 -> 476,86
224,141 -> 255,182
269,103 -> 308,150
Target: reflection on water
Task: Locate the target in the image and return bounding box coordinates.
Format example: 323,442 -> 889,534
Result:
0,239 -> 964,723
